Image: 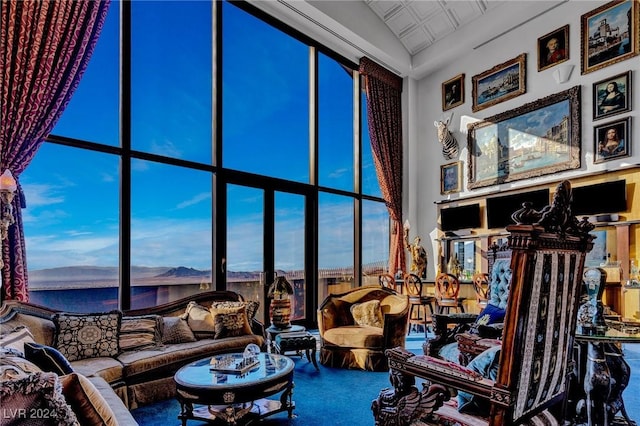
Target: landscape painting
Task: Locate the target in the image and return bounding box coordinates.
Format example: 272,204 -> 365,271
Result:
467,86 -> 581,189
472,53 -> 526,112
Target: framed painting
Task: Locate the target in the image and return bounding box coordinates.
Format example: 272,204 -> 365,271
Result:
593,117 -> 631,163
467,85 -> 581,190
472,53 -> 526,113
441,161 -> 462,195
442,74 -> 465,111
581,0 -> 639,74
537,25 -> 569,71
593,71 -> 632,120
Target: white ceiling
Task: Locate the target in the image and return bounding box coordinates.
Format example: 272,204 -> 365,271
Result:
363,0 -> 498,56
257,0 -> 569,79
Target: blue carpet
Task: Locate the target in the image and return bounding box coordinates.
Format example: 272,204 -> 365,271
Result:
131,335 -> 640,425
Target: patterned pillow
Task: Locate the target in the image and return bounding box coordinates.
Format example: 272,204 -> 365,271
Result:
0,326 -> 36,356
209,301 -> 245,321
0,354 -> 42,381
52,311 -> 122,362
24,342 -> 74,375
182,301 -> 216,337
0,371 -> 79,426
244,300 -> 260,322
162,316 -> 196,344
350,300 -> 384,328
119,315 -> 163,352
213,309 -> 253,339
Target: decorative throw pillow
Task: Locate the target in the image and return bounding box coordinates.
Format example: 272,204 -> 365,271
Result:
244,300 -> 260,322
0,354 -> 42,380
213,309 -> 253,339
60,372 -> 119,426
209,301 -> 245,321
0,326 -> 36,356
350,300 -> 384,328
24,342 -> 74,375
471,303 -> 506,334
162,316 -> 197,344
182,301 -> 216,337
52,311 -> 122,362
0,371 -> 79,426
458,345 -> 501,415
119,315 -> 163,352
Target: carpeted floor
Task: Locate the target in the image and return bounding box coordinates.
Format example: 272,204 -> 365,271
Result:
131,333 -> 640,425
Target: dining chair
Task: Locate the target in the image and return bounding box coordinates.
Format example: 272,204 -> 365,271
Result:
472,272 -> 490,310
434,272 -> 464,314
403,273 -> 435,337
378,273 -> 397,292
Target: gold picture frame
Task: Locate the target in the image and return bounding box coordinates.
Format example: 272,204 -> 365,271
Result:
537,25 -> 569,71
441,161 -> 462,195
581,0 -> 640,75
472,53 -> 526,112
442,74 -> 464,111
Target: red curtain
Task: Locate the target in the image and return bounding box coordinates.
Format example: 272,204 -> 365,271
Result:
0,0 -> 110,301
359,57 -> 405,275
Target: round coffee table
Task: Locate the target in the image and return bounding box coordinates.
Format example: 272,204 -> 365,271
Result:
174,352 -> 295,425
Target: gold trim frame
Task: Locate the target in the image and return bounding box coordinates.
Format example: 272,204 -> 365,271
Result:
472,53 -> 526,113
537,25 -> 569,71
441,161 -> 462,195
467,86 -> 581,190
442,74 -> 465,111
581,0 -> 639,75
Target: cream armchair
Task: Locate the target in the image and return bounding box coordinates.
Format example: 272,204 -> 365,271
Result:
317,286 -> 409,372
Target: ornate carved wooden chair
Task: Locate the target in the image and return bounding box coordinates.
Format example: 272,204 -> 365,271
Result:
434,273 -> 464,314
472,272 -> 490,310
373,181 -> 595,426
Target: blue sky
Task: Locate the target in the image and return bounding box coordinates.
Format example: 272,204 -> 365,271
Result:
20,1 -> 386,273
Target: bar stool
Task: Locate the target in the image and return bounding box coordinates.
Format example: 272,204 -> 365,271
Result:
435,272 -> 465,314
472,272 -> 490,310
403,273 -> 435,336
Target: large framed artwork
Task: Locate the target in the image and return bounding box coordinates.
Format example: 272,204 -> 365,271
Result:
467,85 -> 581,190
581,0 -> 639,74
593,117 -> 631,163
472,53 -> 526,112
537,25 -> 569,71
593,71 -> 632,120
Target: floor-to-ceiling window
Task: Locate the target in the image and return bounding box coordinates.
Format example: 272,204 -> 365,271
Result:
20,0 -> 390,327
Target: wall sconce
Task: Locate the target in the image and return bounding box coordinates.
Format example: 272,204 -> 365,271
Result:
553,64 -> 574,84
0,169 -> 17,241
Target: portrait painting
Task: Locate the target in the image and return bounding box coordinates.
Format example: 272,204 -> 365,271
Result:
538,25 -> 569,71
467,86 -> 581,189
593,117 -> 631,164
442,74 -> 464,111
441,161 -> 462,195
593,71 -> 631,120
581,0 -> 639,74
472,54 -> 526,113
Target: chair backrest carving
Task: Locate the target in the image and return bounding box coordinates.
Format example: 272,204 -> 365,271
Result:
378,274 -> 396,291
403,273 -> 423,298
435,273 -> 460,300
471,273 -> 490,308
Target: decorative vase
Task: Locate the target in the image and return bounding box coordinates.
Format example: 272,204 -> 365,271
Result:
269,295 -> 292,329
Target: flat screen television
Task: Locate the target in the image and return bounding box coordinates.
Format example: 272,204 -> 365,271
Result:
440,203 -> 481,232
572,180 -> 626,216
486,189 -> 550,229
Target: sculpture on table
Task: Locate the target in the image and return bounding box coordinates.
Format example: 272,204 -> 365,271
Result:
446,253 -> 461,278
403,220 -> 427,278
267,274 -> 294,329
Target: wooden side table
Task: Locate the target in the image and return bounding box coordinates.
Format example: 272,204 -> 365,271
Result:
274,331 -> 319,370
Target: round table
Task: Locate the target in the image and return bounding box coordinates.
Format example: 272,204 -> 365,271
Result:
174,352 -> 294,425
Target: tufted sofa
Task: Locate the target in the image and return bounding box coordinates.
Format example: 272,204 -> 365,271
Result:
0,290 -> 266,424
317,286 -> 409,372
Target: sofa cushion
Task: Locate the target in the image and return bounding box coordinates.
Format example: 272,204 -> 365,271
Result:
24,342 -> 74,375
322,325 -> 384,348
0,313 -> 56,347
161,316 -> 196,344
120,315 -> 163,352
52,311 -> 122,361
183,301 -> 216,338
213,310 -> 253,339
0,371 -> 79,426
70,356 -> 125,385
60,372 -> 119,426
350,300 -> 384,328
0,326 -> 36,356
321,299 -> 354,329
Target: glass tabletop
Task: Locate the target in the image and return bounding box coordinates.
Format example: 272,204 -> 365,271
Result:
175,352 -> 293,388
575,323 -> 640,343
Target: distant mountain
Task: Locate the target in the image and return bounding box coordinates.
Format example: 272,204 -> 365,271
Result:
155,266 -> 211,278
30,265 -> 173,282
